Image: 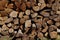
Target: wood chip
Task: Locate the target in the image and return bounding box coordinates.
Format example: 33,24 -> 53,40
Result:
20,18 -> 25,24
32,23 -> 36,27
40,3 -> 46,10
25,10 -> 31,15
10,11 -> 18,17
13,18 -> 19,24
22,34 -> 29,40
25,20 -> 31,28
0,16 -> 8,21
5,18 -> 13,23
23,15 -> 29,20
14,31 -> 17,34
38,0 -> 45,3
5,8 -> 13,13
33,6 -> 40,11
8,28 -> 14,33
49,25 -> 57,32
40,11 -> 50,17
20,3 -> 26,11
37,32 -> 43,39
57,28 -> 60,33
0,11 -> 8,17
47,20 -> 53,25
55,22 -> 60,27
1,31 -> 9,36
54,16 -> 60,21
45,32 -> 48,37
38,3 -> 41,6
12,25 -> 19,29
31,13 -> 38,18
50,31 -> 57,38
19,12 -> 24,18
2,24 -> 9,31
18,29 -> 23,34
29,30 -> 36,38
7,23 -> 12,27
0,21 -> 5,25
26,2 -> 31,8
56,11 -> 60,14
7,3 -> 13,9
42,27 -> 48,33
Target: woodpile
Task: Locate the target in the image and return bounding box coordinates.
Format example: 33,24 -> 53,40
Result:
0,0 -> 60,40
